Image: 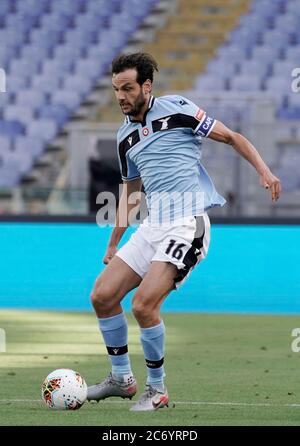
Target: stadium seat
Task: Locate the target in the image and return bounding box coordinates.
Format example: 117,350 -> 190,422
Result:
9,59 -> 41,76
5,147 -> 34,174
264,76 -> 292,93
32,76 -> 62,94
63,76 -> 93,97
4,105 -> 35,127
230,75 -> 262,92
238,60 -> 270,79
250,46 -> 282,63
277,107 -> 300,120
16,91 -> 45,111
14,136 -> 45,159
0,135 -> 12,153
27,119 -> 58,142
0,158 -> 21,187
194,76 -> 227,92
75,60 -> 105,81
6,76 -> 31,93
0,120 -> 25,137
39,104 -> 70,127
51,90 -> 81,110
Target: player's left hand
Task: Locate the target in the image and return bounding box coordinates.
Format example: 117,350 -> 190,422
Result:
259,168 -> 281,202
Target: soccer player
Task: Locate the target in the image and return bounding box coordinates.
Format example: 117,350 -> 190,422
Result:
87,53 -> 281,411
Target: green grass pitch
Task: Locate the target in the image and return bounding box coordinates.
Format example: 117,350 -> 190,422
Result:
0,310 -> 300,426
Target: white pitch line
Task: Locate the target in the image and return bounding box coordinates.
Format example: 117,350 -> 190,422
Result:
0,399 -> 300,408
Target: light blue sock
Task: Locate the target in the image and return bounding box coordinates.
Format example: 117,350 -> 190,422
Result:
140,321 -> 166,392
98,312 -> 132,378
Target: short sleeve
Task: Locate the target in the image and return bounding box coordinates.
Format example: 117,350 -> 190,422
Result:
174,96 -> 217,138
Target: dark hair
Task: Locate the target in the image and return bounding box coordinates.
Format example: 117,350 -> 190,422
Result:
111,52 -> 159,85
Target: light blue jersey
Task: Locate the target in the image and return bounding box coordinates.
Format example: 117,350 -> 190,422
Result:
117,95 -> 226,223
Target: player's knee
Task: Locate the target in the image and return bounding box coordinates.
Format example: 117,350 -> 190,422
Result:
90,282 -> 115,312
132,294 -> 152,321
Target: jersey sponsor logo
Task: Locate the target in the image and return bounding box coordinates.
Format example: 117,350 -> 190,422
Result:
196,108 -> 205,121
158,116 -> 171,130
196,115 -> 215,137
142,127 -> 149,136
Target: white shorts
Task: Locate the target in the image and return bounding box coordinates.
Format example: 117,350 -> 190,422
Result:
116,213 -> 211,289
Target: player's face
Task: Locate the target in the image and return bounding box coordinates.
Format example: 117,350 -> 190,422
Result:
112,69 -> 151,117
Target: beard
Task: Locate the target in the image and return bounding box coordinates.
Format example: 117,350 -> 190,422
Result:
122,91 -> 146,117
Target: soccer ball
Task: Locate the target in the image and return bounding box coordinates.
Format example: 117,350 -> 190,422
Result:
42,368 -> 87,410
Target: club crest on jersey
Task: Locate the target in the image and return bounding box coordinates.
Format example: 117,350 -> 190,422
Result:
142,127 -> 149,136
158,116 -> 171,130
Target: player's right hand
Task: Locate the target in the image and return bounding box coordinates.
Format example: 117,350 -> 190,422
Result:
103,245 -> 118,265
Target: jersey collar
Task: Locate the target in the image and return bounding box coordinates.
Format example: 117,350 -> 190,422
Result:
126,96 -> 155,127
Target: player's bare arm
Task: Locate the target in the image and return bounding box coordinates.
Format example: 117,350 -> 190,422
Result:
103,178 -> 142,264
208,120 -> 282,202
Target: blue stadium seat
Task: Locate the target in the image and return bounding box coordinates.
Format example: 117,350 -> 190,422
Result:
39,104 -> 70,127
27,119 -> 58,142
250,46 -> 282,63
16,91 -> 45,111
230,75 -> 262,91
5,146 -> 34,174
262,30 -> 291,50
0,93 -> 14,109
54,44 -> 85,60
42,59 -> 74,76
40,13 -> 74,31
51,90 -> 81,110
194,76 -> 227,92
239,60 -> 270,79
277,106 -> 300,120
14,136 -> 45,159
9,59 -> 41,76
0,135 -> 12,153
229,28 -> 262,48
264,76 -> 292,93
21,44 -> 52,62
63,76 -> 93,97
272,61 -> 297,77
0,159 -> 22,188
283,45 -> 300,62
17,0 -> 51,16
5,13 -> 40,32
287,93 -> 300,108
204,60 -> 238,80
4,105 -> 35,126
75,59 -> 105,81
0,120 -> 25,137
32,76 -> 62,94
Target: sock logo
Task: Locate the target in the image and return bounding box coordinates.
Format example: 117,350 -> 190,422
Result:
145,357 -> 164,369
107,345 -> 128,355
